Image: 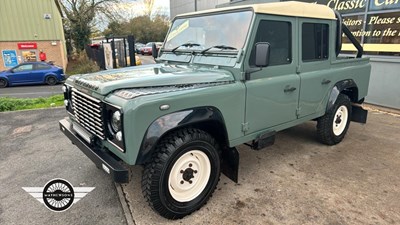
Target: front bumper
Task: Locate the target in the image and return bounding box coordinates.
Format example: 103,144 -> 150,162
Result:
59,118 -> 129,183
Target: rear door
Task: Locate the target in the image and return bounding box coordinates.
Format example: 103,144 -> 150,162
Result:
297,19 -> 333,117
244,16 -> 300,133
32,63 -> 52,82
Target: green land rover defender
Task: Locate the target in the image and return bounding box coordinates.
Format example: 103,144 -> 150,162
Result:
59,1 -> 371,219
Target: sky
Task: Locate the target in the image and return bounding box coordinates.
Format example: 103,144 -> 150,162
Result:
115,0 -> 171,18
154,0 -> 170,16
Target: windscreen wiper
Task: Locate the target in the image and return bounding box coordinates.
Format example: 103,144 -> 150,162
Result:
171,43 -> 201,53
200,45 -> 237,54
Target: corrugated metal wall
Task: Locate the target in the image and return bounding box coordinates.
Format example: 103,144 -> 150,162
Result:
0,0 -> 64,41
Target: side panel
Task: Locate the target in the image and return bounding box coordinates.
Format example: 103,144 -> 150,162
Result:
104,82 -> 246,165
136,107 -> 227,164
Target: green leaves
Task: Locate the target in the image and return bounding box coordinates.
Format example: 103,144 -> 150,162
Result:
103,15 -> 169,43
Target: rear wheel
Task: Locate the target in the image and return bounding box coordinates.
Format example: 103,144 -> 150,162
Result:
141,128 -> 221,219
46,76 -> 57,85
0,78 -> 7,88
317,94 -> 352,145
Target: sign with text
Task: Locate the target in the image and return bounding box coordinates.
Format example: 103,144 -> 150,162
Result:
369,0 -> 400,11
2,50 -> 18,68
283,0 -> 400,55
17,42 -> 37,49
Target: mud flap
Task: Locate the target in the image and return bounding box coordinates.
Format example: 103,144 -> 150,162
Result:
221,147 -> 239,183
351,104 -> 368,124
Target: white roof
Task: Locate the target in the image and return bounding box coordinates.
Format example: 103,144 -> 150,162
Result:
178,1 -> 336,20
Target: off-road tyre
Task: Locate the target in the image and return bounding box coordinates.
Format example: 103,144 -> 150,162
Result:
46,76 -> 57,85
0,78 -> 7,88
317,94 -> 352,145
141,128 -> 221,219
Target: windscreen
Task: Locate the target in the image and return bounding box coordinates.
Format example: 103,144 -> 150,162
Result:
164,10 -> 253,51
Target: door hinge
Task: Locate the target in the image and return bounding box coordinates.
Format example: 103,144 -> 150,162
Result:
242,122 -> 249,132
296,65 -> 301,74
296,107 -> 301,117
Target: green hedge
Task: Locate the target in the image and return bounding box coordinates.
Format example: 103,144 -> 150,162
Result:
0,94 -> 64,112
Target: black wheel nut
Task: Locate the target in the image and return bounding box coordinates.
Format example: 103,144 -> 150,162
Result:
180,180 -> 184,184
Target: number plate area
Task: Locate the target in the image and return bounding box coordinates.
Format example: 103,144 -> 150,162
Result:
72,122 -> 93,144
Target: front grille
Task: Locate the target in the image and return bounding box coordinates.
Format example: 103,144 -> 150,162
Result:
71,88 -> 105,139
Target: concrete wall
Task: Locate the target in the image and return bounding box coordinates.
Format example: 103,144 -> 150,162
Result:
365,58 -> 400,109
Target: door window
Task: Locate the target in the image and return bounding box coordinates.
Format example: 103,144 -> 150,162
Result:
13,64 -> 33,72
250,20 -> 292,67
302,23 -> 329,61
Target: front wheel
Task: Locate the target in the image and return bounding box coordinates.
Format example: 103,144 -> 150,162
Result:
141,128 -> 221,219
317,94 -> 352,145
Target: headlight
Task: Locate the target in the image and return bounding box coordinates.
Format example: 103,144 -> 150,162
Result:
106,104 -> 125,152
111,111 -> 122,132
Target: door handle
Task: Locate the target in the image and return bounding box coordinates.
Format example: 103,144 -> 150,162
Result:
321,79 -> 331,85
284,86 -> 297,93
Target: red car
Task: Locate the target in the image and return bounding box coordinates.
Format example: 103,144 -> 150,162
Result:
140,42 -> 162,55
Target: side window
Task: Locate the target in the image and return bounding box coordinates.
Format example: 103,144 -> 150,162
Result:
13,64 -> 33,72
250,20 -> 291,67
302,23 -> 329,61
36,64 -> 51,70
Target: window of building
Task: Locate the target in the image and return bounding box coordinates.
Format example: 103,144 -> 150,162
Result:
249,20 -> 291,66
282,0 -> 400,57
302,23 -> 329,61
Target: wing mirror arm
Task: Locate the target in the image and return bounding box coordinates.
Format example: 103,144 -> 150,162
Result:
152,43 -> 158,59
245,42 -> 270,81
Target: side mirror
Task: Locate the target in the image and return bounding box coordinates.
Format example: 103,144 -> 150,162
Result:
152,43 -> 158,59
255,42 -> 270,67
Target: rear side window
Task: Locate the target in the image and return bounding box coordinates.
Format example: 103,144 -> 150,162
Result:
302,23 -> 329,61
250,20 -> 292,66
36,64 -> 51,70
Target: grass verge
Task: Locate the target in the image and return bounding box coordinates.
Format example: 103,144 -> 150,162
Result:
0,94 -> 64,112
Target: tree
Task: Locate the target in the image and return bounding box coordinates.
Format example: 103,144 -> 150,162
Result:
103,20 -> 128,37
103,15 -> 169,43
60,0 -> 119,52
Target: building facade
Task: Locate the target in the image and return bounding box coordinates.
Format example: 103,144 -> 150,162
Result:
170,0 -> 400,109
0,0 -> 67,71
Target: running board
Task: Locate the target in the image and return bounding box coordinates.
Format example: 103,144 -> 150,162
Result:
245,131 -> 276,150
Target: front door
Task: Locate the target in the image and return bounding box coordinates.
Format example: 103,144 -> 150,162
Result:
245,17 -> 300,134
7,63 -> 34,84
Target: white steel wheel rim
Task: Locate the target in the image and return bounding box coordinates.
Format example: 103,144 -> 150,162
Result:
168,150 -> 211,202
333,105 -> 348,136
